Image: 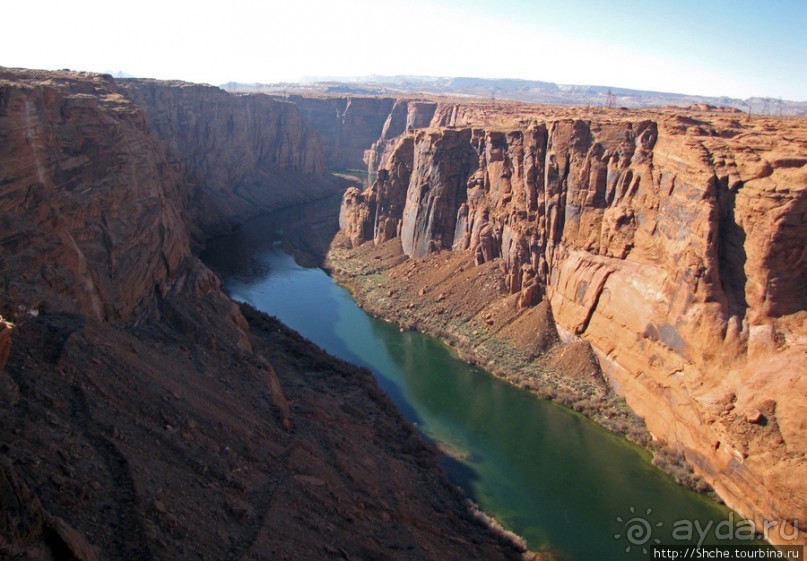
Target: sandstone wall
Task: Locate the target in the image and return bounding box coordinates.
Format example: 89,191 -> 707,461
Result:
119,80 -> 336,235
284,95 -> 395,170
0,69 -> 189,321
0,70 -> 337,321
0,69 -> 524,561
340,114 -> 807,543
282,95 -> 471,174
365,100 -> 439,176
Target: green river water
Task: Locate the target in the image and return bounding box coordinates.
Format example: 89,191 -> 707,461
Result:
202,210 -> 762,561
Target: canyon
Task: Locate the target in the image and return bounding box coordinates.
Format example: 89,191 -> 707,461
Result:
0,65 -> 804,559
333,101 -> 807,547
0,68 -> 531,560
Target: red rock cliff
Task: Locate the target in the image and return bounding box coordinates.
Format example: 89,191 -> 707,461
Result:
280,93 -> 546,179
340,113 -> 807,544
283,95 -> 396,169
282,95 -> 470,173
0,69 -> 525,561
0,69 -> 189,321
119,80 -> 335,235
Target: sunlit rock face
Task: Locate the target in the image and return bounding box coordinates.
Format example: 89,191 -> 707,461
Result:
0,69 -> 190,321
340,110 -> 807,545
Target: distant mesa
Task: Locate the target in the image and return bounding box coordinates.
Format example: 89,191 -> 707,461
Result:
225,74 -> 807,115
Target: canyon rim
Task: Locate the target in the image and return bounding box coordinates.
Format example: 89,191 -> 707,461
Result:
329,96 -> 807,546
0,68 -> 534,560
0,65 -> 805,560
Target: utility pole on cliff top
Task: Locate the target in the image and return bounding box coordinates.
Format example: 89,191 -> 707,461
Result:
606,89 -> 616,108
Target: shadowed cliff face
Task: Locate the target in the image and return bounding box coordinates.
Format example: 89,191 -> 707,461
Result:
0,69 -> 527,561
119,80 -> 341,237
0,71 -> 341,322
339,114 -> 807,545
284,95 -> 396,170
281,95 -> 481,173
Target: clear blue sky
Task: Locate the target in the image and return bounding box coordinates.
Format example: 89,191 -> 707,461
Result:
4,0 -> 806,100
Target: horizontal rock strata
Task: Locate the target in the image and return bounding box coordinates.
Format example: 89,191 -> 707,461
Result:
339,112 -> 807,545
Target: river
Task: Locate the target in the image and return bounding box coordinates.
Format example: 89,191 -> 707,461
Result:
202,205 -> 760,561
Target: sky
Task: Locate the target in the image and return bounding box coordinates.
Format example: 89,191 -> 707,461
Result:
4,0 -> 807,100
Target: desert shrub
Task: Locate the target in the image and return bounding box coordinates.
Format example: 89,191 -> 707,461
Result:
651,446 -> 712,493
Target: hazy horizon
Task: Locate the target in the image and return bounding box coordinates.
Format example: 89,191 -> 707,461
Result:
4,0 -> 807,101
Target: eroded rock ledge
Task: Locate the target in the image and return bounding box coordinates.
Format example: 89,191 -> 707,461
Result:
336,112 -> 807,545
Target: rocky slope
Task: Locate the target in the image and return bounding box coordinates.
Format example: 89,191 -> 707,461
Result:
1,292 -> 528,560
0,316 -> 11,370
336,109 -> 807,545
0,68 -> 531,560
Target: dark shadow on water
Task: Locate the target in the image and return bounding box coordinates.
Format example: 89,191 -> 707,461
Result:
203,214 -> 424,426
437,453 -> 481,498
201,192 -> 344,273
